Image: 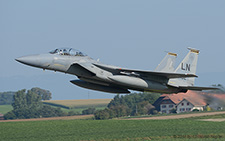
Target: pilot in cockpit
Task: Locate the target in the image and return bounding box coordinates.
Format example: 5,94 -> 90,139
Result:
49,48 -> 87,57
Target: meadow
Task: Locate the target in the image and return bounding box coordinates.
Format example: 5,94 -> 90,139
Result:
43,99 -> 111,109
0,118 -> 225,141
0,105 -> 13,114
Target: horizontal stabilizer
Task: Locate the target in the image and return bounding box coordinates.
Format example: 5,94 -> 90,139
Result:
179,86 -> 219,91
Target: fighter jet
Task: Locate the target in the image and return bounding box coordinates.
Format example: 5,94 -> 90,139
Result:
16,48 -> 217,94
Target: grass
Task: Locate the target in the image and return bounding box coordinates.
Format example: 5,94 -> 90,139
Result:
0,105 -> 13,114
189,114 -> 225,119
0,118 -> 225,140
43,99 -> 111,109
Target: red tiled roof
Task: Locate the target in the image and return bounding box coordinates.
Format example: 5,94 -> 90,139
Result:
160,90 -> 208,106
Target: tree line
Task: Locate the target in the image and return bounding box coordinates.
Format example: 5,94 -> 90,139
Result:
0,87 -> 52,105
4,89 -> 65,119
3,88 -> 97,120
0,91 -> 15,105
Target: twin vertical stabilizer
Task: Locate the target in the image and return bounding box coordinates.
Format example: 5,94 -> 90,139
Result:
155,52 -> 177,72
169,48 -> 200,87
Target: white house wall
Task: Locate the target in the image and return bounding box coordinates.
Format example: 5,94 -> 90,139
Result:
160,104 -> 176,114
176,99 -> 205,113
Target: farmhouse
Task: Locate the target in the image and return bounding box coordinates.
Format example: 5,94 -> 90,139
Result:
176,97 -> 206,113
154,91 -> 208,114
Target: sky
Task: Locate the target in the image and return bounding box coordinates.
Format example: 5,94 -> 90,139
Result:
1,0 -> 225,100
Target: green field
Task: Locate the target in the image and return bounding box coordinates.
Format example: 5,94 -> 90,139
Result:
0,105 -> 13,114
0,118 -> 225,140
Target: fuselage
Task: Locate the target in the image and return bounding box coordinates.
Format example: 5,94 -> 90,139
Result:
16,48 -> 186,94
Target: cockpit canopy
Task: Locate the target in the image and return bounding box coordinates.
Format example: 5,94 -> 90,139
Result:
49,48 -> 87,56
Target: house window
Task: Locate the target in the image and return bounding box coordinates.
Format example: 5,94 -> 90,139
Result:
186,108 -> 190,111
181,103 -> 184,106
187,102 -> 190,106
162,110 -> 166,113
169,105 -> 173,108
180,108 -> 185,111
162,105 -> 166,108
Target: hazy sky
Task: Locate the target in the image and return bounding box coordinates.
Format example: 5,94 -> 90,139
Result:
1,0 -> 225,100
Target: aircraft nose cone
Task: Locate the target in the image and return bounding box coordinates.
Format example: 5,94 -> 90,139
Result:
15,55 -> 40,67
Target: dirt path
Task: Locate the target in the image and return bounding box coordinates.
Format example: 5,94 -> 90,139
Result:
128,111 -> 225,120
0,115 -> 94,122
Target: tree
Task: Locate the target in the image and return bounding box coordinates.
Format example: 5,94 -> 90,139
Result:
110,105 -> 129,117
31,87 -> 52,100
143,92 -> 161,104
12,89 -> 27,110
4,89 -> 65,120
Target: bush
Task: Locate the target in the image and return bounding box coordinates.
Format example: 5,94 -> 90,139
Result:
152,110 -> 158,115
4,111 -> 16,120
94,109 -> 110,120
192,109 -> 200,112
82,108 -> 96,115
170,108 -> 177,114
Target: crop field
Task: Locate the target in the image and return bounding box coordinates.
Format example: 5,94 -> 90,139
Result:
43,99 -> 112,109
0,105 -> 13,114
0,118 -> 225,141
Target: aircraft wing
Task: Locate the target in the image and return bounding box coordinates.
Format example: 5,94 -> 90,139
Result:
178,86 -> 219,91
94,63 -> 197,79
67,63 -> 96,77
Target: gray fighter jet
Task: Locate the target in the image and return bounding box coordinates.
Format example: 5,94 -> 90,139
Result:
16,48 -> 217,94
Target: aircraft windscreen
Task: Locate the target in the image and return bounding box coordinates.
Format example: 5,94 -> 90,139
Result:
49,48 -> 87,56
